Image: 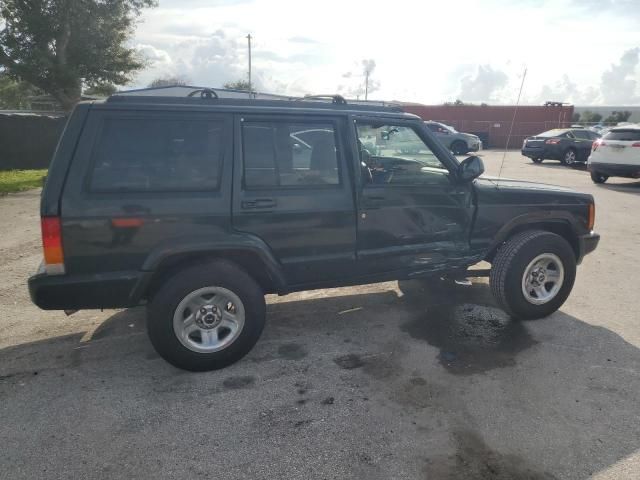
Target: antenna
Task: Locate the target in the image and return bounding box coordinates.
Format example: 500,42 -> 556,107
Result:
498,67 -> 527,179
246,34 -> 252,99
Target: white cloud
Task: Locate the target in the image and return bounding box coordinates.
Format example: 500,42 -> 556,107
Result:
458,65 -> 509,102
600,47 -> 639,104
128,0 -> 640,105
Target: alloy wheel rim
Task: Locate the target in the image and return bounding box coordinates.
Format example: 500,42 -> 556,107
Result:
521,253 -> 565,305
173,286 -> 245,353
565,151 -> 575,164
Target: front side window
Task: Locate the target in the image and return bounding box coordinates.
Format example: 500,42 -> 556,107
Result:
356,122 -> 449,186
89,117 -> 223,192
242,121 -> 340,188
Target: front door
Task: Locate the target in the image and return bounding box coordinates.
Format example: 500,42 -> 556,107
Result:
354,118 -> 474,276
232,114 -> 356,287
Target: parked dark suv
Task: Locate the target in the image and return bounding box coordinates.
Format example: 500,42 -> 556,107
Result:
29,91 -> 600,371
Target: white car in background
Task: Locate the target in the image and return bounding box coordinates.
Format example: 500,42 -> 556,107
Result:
588,124 -> 640,184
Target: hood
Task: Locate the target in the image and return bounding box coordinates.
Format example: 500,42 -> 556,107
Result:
477,176 -> 576,193
474,176 -> 593,206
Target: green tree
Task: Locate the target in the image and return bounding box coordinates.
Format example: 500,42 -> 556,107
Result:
0,0 -> 157,111
84,83 -> 117,97
223,79 -> 251,91
578,110 -> 602,124
603,110 -> 632,125
148,76 -> 189,88
571,113 -> 581,123
0,73 -> 42,108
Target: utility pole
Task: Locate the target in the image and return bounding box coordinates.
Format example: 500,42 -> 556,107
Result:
364,69 -> 369,101
246,34 -> 252,98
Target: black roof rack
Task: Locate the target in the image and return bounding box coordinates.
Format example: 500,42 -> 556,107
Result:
105,86 -> 405,113
187,88 -> 219,99
301,94 -> 347,105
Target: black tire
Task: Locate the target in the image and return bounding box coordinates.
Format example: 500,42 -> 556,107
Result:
490,230 -> 576,320
532,157 -> 543,164
451,141 -> 468,155
147,260 -> 266,371
562,148 -> 577,166
590,171 -> 609,184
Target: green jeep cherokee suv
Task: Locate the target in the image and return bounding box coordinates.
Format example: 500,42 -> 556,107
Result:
29,91 -> 599,371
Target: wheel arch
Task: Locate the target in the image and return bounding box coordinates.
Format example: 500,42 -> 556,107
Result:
485,217 -> 580,264
131,236 -> 287,303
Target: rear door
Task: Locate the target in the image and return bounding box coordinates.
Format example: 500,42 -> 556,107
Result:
232,114 -> 356,287
571,129 -> 597,159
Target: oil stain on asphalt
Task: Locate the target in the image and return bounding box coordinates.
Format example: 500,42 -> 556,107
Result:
277,343 -> 307,360
423,429 -> 558,479
222,375 -> 255,390
401,303 -> 537,375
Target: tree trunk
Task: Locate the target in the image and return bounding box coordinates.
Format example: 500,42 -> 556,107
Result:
55,86 -> 82,112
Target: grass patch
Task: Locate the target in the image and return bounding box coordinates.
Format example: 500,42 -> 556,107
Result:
0,169 -> 47,194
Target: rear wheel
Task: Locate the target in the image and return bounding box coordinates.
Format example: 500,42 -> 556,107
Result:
562,148 -> 577,166
532,157 -> 543,164
147,260 -> 266,371
451,140 -> 467,155
490,230 -> 576,320
590,171 -> 609,184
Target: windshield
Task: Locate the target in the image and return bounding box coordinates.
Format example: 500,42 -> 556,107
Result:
443,124 -> 458,133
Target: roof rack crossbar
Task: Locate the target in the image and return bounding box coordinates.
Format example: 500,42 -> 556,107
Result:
302,94 -> 347,105
187,88 -> 219,99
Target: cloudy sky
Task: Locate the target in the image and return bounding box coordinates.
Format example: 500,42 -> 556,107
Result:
130,0 -> 640,105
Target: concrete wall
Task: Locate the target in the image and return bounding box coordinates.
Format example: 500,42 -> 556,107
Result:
0,112 -> 67,170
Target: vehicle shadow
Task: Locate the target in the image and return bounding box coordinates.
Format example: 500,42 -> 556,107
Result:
595,180 -> 640,195
1,280 -> 639,479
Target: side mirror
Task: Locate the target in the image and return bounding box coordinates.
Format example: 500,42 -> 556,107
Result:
458,155 -> 484,182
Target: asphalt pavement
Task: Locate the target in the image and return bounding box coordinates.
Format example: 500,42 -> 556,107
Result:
1,150 -> 639,479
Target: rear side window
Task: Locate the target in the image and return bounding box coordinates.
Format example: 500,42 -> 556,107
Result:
242,121 -> 340,188
604,129 -> 640,141
89,117 -> 224,192
572,130 -> 591,139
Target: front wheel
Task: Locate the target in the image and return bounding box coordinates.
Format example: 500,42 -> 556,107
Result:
147,260 -> 266,371
590,171 -> 609,184
451,141 -> 468,155
490,230 -> 576,320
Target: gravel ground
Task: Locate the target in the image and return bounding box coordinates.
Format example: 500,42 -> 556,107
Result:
1,150 -> 639,479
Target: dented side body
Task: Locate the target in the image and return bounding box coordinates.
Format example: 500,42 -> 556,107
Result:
28,98 -> 599,311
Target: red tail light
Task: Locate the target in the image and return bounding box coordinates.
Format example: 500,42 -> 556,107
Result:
41,216 -> 65,275
545,139 -> 560,144
632,142 -> 640,147
592,140 -> 602,152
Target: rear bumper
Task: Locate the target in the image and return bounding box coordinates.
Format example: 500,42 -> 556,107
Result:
521,145 -> 563,160
577,231 -> 600,264
588,162 -> 640,178
28,263 -> 144,310
521,146 -> 547,158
